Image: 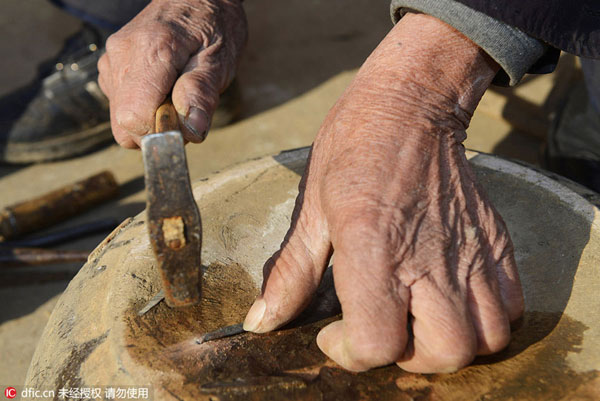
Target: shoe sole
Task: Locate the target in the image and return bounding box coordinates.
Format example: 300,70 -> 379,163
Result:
0,122 -> 113,164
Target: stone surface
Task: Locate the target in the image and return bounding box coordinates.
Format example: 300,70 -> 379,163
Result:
25,149 -> 600,400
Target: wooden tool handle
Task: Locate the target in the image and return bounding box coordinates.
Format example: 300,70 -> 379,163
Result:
0,171 -> 119,241
155,98 -> 179,132
0,247 -> 90,268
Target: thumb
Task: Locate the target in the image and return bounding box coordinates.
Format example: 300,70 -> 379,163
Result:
243,178 -> 332,333
171,47 -> 234,143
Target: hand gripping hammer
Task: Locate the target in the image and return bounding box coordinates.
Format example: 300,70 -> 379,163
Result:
141,99 -> 202,307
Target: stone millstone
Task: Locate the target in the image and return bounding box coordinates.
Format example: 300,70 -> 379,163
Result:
25,148 -> 600,400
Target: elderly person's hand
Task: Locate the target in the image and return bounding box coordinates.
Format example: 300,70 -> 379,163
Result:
98,0 -> 247,147
243,13 -> 524,373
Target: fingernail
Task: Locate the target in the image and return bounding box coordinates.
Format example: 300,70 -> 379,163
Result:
243,298 -> 266,332
184,107 -> 210,141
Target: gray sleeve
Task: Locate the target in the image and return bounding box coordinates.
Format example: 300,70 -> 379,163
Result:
390,0 -> 550,86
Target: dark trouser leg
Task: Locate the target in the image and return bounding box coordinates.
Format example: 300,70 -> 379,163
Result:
582,58 -> 600,116
544,57 -> 600,193
49,0 -> 150,32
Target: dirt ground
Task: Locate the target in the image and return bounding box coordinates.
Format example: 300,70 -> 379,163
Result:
0,0 -> 580,387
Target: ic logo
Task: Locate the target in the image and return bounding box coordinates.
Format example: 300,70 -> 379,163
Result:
4,387 -> 17,399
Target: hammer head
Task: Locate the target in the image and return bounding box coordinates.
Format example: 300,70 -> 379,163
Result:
141,131 -> 201,307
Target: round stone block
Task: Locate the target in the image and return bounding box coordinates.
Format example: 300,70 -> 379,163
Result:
25,148 -> 600,400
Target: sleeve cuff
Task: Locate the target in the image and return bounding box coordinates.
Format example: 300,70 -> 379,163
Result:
390,0 -> 551,86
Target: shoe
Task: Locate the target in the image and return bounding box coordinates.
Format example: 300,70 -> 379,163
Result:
0,24 -> 242,164
0,24 -> 113,163
543,81 -> 600,193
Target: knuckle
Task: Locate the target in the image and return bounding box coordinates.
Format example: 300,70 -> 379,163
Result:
155,44 -> 179,68
104,34 -> 122,54
120,140 -> 138,150
113,132 -> 137,149
429,342 -> 476,373
335,212 -> 380,244
114,109 -> 149,134
346,340 -> 406,371
334,211 -> 397,261
481,324 -> 511,354
115,110 -> 139,129
179,71 -> 221,99
97,54 -> 108,73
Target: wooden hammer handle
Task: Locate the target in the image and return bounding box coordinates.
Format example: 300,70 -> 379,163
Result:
155,98 -> 179,133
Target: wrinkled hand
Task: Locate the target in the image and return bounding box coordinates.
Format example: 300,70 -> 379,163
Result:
243,13 -> 524,373
98,0 -> 247,147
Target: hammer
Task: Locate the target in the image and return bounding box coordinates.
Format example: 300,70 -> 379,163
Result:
141,100 -> 202,307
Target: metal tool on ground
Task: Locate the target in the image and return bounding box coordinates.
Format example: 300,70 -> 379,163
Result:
196,323 -> 246,344
137,294 -> 245,343
137,289 -> 166,316
0,171 -> 119,241
142,99 -> 202,308
0,247 -> 89,268
0,218 -> 120,248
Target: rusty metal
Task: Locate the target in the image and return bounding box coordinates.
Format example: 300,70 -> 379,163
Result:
0,171 -> 119,241
196,323 -> 245,344
192,267 -> 339,345
0,247 -> 89,267
1,218 -> 119,248
142,100 -> 202,307
138,289 -> 165,316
